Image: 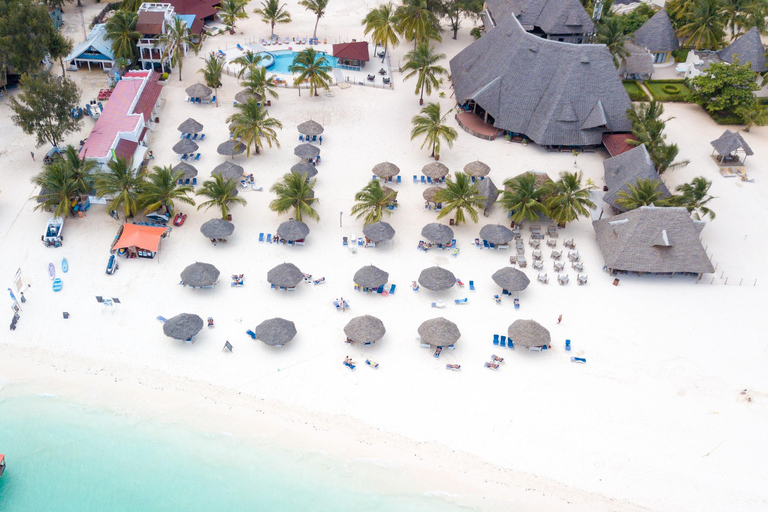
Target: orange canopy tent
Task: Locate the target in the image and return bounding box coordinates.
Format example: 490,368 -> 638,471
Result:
113,223 -> 169,252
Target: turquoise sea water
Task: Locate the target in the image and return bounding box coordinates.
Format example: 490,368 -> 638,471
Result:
267,50 -> 339,74
0,394 -> 471,512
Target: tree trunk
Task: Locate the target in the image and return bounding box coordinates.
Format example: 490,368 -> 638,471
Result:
59,57 -> 66,78
381,44 -> 387,63
313,16 -> 319,40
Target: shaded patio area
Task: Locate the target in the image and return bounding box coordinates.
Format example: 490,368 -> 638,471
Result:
456,112 -> 504,141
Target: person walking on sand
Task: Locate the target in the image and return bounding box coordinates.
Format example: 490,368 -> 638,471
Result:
30,152 -> 35,161
340,297 -> 346,312
557,314 -> 562,324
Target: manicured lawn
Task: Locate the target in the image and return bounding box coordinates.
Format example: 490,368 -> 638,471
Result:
622,80 -> 649,102
644,80 -> 691,102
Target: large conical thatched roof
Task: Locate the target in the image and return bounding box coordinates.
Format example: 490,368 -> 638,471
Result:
507,319 -> 550,348
267,263 -> 303,288
217,140 -> 246,157
421,162 -> 449,179
294,143 -> 320,159
423,186 -> 442,203
163,313 -> 204,340
372,162 -> 400,178
297,119 -> 324,136
254,318 -> 296,346
185,83 -> 212,98
477,177 -> 500,213
291,162 -> 318,179
172,138 -> 199,155
418,317 -> 460,347
491,267 -> 530,291
200,218 -> 234,238
211,161 -> 245,181
362,221 -> 395,243
177,118 -> 203,134
180,262 -> 220,288
277,220 -> 310,241
463,160 -> 490,177
235,89 -> 261,104
421,223 -> 454,244
418,266 -> 456,291
480,224 -> 514,244
353,265 -> 389,288
344,315 -> 386,344
173,161 -> 198,179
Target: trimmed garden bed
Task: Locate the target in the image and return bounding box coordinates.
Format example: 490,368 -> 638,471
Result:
644,80 -> 691,102
622,80 -> 649,102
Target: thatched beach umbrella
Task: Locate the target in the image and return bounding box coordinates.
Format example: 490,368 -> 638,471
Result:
267,263 -> 303,288
372,162 -> 400,179
464,160 -> 490,177
297,119 -> 324,136
423,186 -> 442,203
418,266 -> 456,291
217,140 -> 246,157
163,313 -> 204,341
172,138 -> 199,155
185,83 -> 212,99
180,262 -> 220,288
277,220 -> 310,241
291,162 -> 318,179
234,89 -> 261,104
173,161 -> 198,180
492,267 -> 530,292
421,223 -> 454,245
363,221 -> 395,243
254,317 -> 297,346
177,118 -> 203,134
421,162 -> 449,180
507,319 -> 551,349
418,317 -> 461,347
294,143 -> 320,160
212,160 -> 245,181
477,177 -> 500,214
354,265 -> 389,289
382,185 -> 398,201
480,224 -> 514,244
200,218 -> 234,238
344,315 -> 386,344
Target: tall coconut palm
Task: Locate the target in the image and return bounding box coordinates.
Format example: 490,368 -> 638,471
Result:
139,165 -> 195,214
678,0 -> 726,49
196,174 -> 247,219
289,48 -> 332,97
597,16 -> 629,68
232,50 -> 265,79
59,144 -> 98,196
94,157 -> 145,218
362,2 -> 400,62
350,180 -> 396,224
241,65 -> 279,100
216,0 -> 249,33
433,172 -> 485,225
499,173 -> 549,223
269,171 -> 319,222
736,99 -> 768,131
105,10 -> 140,62
199,54 -> 224,107
158,15 -> 195,80
615,178 -> 672,211
395,0 -> 441,47
299,0 -> 328,40
410,102 -> 458,160
227,97 -> 283,156
653,143 -> 689,174
121,0 -> 144,12
31,162 -> 79,217
253,0 -> 292,37
675,176 -> 716,220
402,42 -> 448,104
543,171 -> 596,226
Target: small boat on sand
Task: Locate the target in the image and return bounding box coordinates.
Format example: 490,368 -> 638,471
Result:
62,257 -> 69,273
48,262 -> 55,280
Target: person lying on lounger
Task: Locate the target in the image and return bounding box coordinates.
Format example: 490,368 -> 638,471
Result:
485,362 -> 500,369
491,355 -> 504,363
446,364 -> 460,370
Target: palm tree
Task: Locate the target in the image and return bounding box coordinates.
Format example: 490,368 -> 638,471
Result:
433,172 -> 485,225
362,2 -> 400,62
158,15 -> 195,81
615,178 -> 672,211
395,0 -> 441,47
678,0 -> 726,50
675,176 -> 716,220
121,0 -> 144,11
653,143 -> 689,174
226,97 -> 283,156
241,65 -> 279,101
299,0 -> 328,40
410,102 -> 458,160
105,10 -> 140,62
597,16 -> 629,68
402,42 -> 448,104
499,173 -> 549,223
736,99 -> 768,131
289,48 -> 333,97
196,174 -> 247,219
199,54 -> 224,107
138,165 -> 195,214
350,180 -> 397,224
216,0 -> 248,33
253,0 -> 292,38
543,171 -> 596,226
269,172 -> 319,222
59,144 -> 98,196
31,162 -> 79,217
231,50 -> 265,79
94,157 -> 145,218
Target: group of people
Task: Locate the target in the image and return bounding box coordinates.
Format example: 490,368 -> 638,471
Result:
335,297 -> 347,311
231,274 -> 244,286
343,356 -> 356,369
417,241 -> 433,252
485,354 -> 504,370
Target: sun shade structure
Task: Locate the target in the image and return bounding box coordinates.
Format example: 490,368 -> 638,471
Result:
603,145 -> 670,212
422,186 -> 442,203
492,267 -> 530,291
710,130 -> 754,163
418,317 -> 461,347
177,118 -> 203,134
267,263 -> 303,288
180,262 -> 220,287
507,319 -> 550,349
354,265 -> 389,288
173,161 -> 198,179
294,143 -> 321,160
211,160 -> 245,181
254,318 -> 297,346
217,140 -> 246,157
477,178 -> 500,214
632,9 -> 679,54
421,223 -> 454,245
418,266 -> 456,291
172,138 -> 199,155
421,162 -> 449,179
291,162 -> 318,178
372,162 -> 400,179
480,224 -> 514,244
277,220 -> 310,241
185,83 -> 212,98
344,315 -> 386,344
200,218 -> 234,238
463,160 -> 490,177
234,89 -> 261,104
113,224 -> 168,252
362,222 -> 395,243
297,119 -> 324,136
163,313 -> 204,340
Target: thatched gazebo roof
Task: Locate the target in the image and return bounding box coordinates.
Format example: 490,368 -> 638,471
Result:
710,129 -> 754,157
423,186 -> 442,203
234,89 -> 261,104
297,119 -> 324,136
344,315 -> 386,344
507,319 -> 551,348
294,143 -> 320,160
185,83 -> 212,98
421,223 -> 454,245
277,220 -> 310,241
211,161 -> 245,181
508,171 -> 554,191
267,263 -> 303,288
173,161 -> 198,180
421,162 -> 449,179
418,266 -> 456,291
492,267 -> 530,291
217,140 -> 246,157
163,313 -> 204,341
200,218 -> 234,238
418,317 -> 461,347
372,162 -> 400,179
177,118 -> 203,134
172,138 -> 199,155
254,318 -> 297,346
362,221 -> 395,243
463,160 -> 490,177
480,224 -> 514,244
180,262 -> 220,288
477,177 -> 500,213
291,162 -> 318,179
353,265 -> 389,288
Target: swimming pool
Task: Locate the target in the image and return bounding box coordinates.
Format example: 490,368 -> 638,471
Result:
264,50 -> 339,75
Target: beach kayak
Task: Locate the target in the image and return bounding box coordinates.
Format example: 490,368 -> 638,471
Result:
62,258 -> 69,273
48,263 -> 55,280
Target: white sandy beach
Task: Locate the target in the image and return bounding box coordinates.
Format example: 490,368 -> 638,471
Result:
1,1 -> 768,510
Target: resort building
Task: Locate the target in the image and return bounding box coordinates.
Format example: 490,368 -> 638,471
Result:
79,70 -> 163,173
681,27 -> 768,79
137,3 -> 178,72
332,41 -> 369,70
164,0 -> 221,35
483,0 -> 594,44
593,206 -> 714,277
449,14 -> 632,147
620,41 -> 654,80
602,145 -> 670,213
64,23 -> 115,71
631,9 -> 678,65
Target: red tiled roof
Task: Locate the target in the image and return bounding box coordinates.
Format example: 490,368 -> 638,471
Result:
602,133 -> 639,157
114,139 -> 139,161
167,0 -> 219,28
332,42 -> 370,62
137,11 -> 164,35
128,70 -> 162,122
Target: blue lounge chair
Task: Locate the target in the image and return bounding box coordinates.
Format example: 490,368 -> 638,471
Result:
454,298 -> 468,305
500,336 -> 506,348
413,175 -> 418,183
178,179 -> 184,185
433,347 -> 442,358
211,96 -> 216,104
483,240 -> 489,248
246,329 -> 256,339
185,133 -> 192,139
299,135 -> 304,141
493,295 -> 501,303
469,281 -> 475,291
237,43 -> 244,50
493,334 -> 499,345
420,176 -> 426,184
343,361 -> 355,370
157,315 -> 167,323
312,135 -> 317,142
490,242 -> 495,249
194,153 -> 201,161
319,136 -> 322,144
266,234 -> 272,243
389,284 -> 396,294
180,133 -> 186,139
181,154 -> 188,161
397,175 -> 401,184
565,339 -> 571,351
333,300 -> 340,309
571,357 -> 586,363
259,233 -> 265,242
218,50 -> 226,56
199,134 -> 205,142
184,178 -> 190,185
508,339 -> 514,349
191,133 -> 198,141
427,177 -> 433,184
192,178 -> 197,186
376,286 -> 384,294
372,174 -> 377,181
342,236 -> 348,246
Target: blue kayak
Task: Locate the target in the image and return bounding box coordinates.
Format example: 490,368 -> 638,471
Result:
62,258 -> 69,273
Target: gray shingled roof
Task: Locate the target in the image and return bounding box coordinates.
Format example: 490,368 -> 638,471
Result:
632,9 -> 679,54
486,0 -> 594,36
450,15 -> 632,147
710,130 -> 754,156
623,41 -> 654,76
603,145 -> 670,211
593,206 -> 714,275
717,27 -> 768,73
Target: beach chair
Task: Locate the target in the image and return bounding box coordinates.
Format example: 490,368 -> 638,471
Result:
454,298 -> 468,305
266,234 -> 272,243
199,134 -> 205,142
343,360 -> 356,370
433,347 -> 442,358
469,281 -> 475,291
493,334 -> 499,345
514,298 -> 520,309
500,336 -> 506,348
420,176 -> 426,184
218,50 -> 226,57
558,274 -> 569,285
537,273 -> 549,284
451,248 -> 460,257
571,357 -> 586,364
191,133 -> 198,141
577,274 -> 588,285
319,136 -> 322,145
246,329 -> 256,339
184,178 -> 190,185
529,346 -> 543,352
365,359 -> 379,369
342,236 -> 348,246
431,300 -> 445,308
157,315 -> 167,323
237,43 -> 244,50
493,295 -> 501,303
259,233 -> 264,242
456,279 -> 464,287
565,339 -> 571,351
484,362 -> 500,370
389,284 -> 396,294
445,364 -> 461,371
180,154 -> 188,161
358,237 -> 363,247
180,133 -> 186,139
191,178 -> 197,186
299,135 -> 304,141
413,175 -> 418,183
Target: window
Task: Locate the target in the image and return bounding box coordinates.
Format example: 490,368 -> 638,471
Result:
653,52 -> 666,64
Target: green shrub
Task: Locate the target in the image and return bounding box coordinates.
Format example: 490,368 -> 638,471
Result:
672,48 -> 690,63
662,84 -> 680,94
161,72 -> 169,81
622,80 -> 649,102
645,80 -> 691,102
